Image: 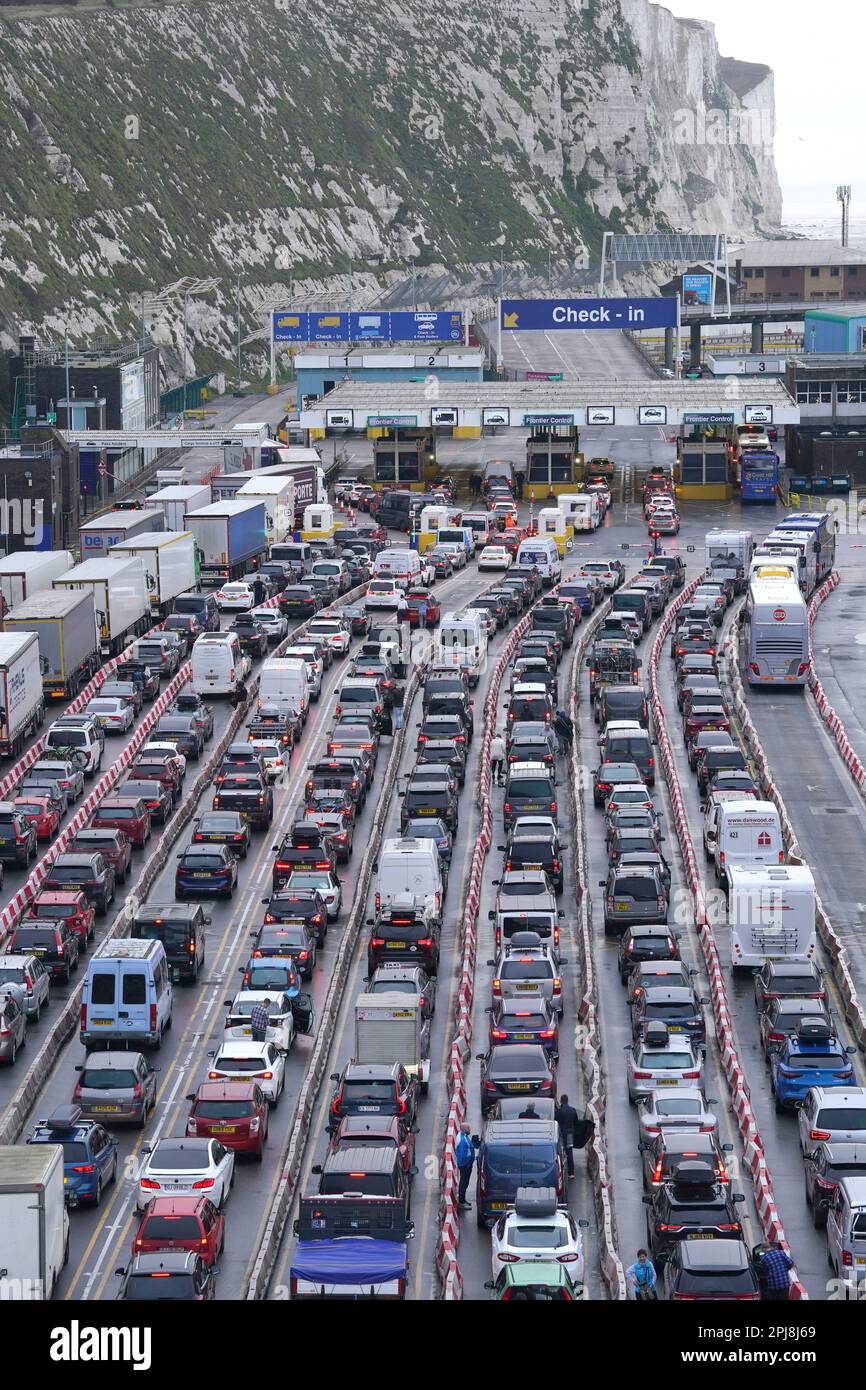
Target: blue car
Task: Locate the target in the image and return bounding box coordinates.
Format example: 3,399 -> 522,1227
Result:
240,954 -> 302,999
564,583 -> 595,615
770,1020 -> 857,1112
404,816 -> 453,865
28,1105 -> 118,1206
175,843 -> 238,899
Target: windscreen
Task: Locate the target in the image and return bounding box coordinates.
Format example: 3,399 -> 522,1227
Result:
81,1067 -> 137,1089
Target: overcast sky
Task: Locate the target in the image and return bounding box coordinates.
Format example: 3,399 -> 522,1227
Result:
668,0 -> 862,220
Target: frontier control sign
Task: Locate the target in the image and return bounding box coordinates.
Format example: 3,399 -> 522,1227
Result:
500,297 -> 678,331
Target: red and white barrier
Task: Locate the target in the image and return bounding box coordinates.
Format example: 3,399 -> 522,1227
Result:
648,582 -> 808,1300
806,573 -> 866,797
0,663 -> 190,942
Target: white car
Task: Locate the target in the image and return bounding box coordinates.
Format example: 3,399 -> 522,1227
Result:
478,545 -> 513,571
637,1087 -> 719,1145
251,607 -> 288,642
84,697 -> 135,733
207,1039 -> 287,1105
284,647 -> 323,697
247,738 -> 289,782
490,1192 -> 587,1288
365,580 -> 402,611
284,868 -> 342,920
137,1137 -> 234,1211
223,990 -> 295,1053
308,618 -> 351,655
216,582 -> 256,611
140,742 -> 187,778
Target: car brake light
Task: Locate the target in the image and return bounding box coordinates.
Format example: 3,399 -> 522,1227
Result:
492,978 -> 502,996
539,1028 -> 556,1039
682,1071 -> 701,1079
810,1128 -> 832,1141
140,1178 -> 159,1189
192,1177 -> 215,1190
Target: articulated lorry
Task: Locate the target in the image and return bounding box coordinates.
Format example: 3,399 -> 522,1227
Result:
0,551 -> 73,612
0,1146 -> 69,1299
0,630 -> 45,756
3,589 -> 100,700
110,531 -> 198,616
184,500 -> 268,585
54,557 -> 150,657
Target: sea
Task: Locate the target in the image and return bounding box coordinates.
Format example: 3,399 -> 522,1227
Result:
778,213 -> 866,255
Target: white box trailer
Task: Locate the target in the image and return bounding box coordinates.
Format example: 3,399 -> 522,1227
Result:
148,484 -> 211,534
236,474 -> 297,541
0,551 -> 73,611
3,589 -> 100,700
705,529 -> 754,570
78,509 -> 166,556
0,1145 -> 69,1299
714,799 -> 783,887
54,556 -> 150,656
0,630 -> 44,757
354,993 -> 431,1092
728,863 -> 817,971
109,531 -> 198,615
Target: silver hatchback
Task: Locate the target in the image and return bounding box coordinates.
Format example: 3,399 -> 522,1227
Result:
625,1024 -> 705,1103
73,1050 -> 159,1127
0,988 -> 27,1063
0,955 -> 51,1020
488,933 -> 566,1017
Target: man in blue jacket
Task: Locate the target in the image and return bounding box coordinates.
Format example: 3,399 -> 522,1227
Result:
455,1122 -> 476,1210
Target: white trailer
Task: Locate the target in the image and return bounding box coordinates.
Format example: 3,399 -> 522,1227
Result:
236,474 -> 297,541
728,863 -> 817,971
78,509 -> 166,556
0,551 -> 73,611
54,556 -> 150,655
147,484 -> 211,534
0,1145 -> 69,1299
354,993 -> 431,1092
705,529 -> 754,570
3,589 -> 100,700
109,531 -> 197,615
0,630 -> 44,757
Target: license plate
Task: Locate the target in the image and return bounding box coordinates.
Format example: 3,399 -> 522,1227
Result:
386,941 -> 406,950
212,1126 -> 236,1135
687,1232 -> 715,1240
93,1104 -> 120,1112
358,1105 -> 378,1112
656,1078 -> 677,1085
91,1018 -> 113,1026
490,1202 -> 507,1210
29,948 -> 46,955
667,1025 -> 682,1033
516,983 -> 538,992
64,1177 -> 68,1184
193,872 -> 211,878
523,863 -> 542,871
417,808 -> 435,816
507,1083 -> 530,1091
513,1033 -> 534,1041
615,903 -> 629,911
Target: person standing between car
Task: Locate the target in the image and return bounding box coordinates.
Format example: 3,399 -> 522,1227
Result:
515,469 -> 525,500
230,678 -> 246,709
759,1243 -> 793,1301
396,592 -> 409,623
626,1250 -> 658,1300
553,707 -> 573,755
554,1094 -> 579,1178
250,997 -> 271,1042
490,731 -> 506,787
456,1122 -> 476,1209
417,596 -> 428,629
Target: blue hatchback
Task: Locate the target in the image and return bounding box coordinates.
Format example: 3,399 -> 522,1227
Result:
240,954 -> 302,998
28,1105 -> 118,1205
770,1021 -> 856,1112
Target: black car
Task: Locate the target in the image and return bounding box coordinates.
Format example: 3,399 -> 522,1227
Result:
696,746 -> 748,797
343,606 -> 372,637
365,905 -> 441,974
644,1161 -> 745,1267
305,759 -> 366,809
262,889 -> 328,947
327,1062 -> 418,1130
258,561 -> 297,594
531,598 -> 575,648
472,595 -> 507,629
278,586 -> 320,618
0,804 -> 37,865
415,739 -> 467,787
230,615 -> 269,658
121,777 -> 174,824
172,691 -> 215,741
272,825 -> 337,890
417,713 -> 470,749
217,745 -> 267,779
804,1142 -> 866,1226
212,772 -> 274,829
155,714 -> 205,761
594,686 -> 650,730
114,659 -> 161,701
753,960 -> 827,1009
476,1043 -> 557,1115
250,921 -> 318,978
42,852 -> 116,915
400,780 -> 459,833
510,567 -> 543,600
7,921 -> 79,981
116,1249 -> 215,1301
192,811 -> 252,858
499,828 -> 565,893
617,924 -> 680,983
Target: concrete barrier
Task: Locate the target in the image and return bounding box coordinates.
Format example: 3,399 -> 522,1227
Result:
648,584 -> 808,1299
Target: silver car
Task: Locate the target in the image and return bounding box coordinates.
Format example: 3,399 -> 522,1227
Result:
0,955 -> 50,1021
488,933 -> 566,1017
625,1025 -> 705,1103
0,988 -> 27,1063
74,1050 -> 159,1127
637,1087 -> 719,1146
798,1087 -> 866,1154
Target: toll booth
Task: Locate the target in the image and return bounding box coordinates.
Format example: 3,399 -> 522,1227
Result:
536,506 -> 572,556
373,429 -> 436,491
525,428 -> 583,495
675,439 -> 732,500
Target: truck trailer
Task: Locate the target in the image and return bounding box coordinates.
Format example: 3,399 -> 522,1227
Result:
184,500 -> 268,585
109,531 -> 198,616
0,551 -> 74,612
3,589 -> 100,700
0,1145 -> 69,1299
54,557 -> 150,656
78,509 -> 166,556
147,484 -> 211,535
0,630 -> 44,756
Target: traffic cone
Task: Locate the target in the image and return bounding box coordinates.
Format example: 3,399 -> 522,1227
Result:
349,507 -> 356,525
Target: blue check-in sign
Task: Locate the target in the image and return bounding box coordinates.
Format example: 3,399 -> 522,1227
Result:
501,297 -> 677,331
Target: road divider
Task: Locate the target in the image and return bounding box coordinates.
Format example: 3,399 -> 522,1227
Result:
649,581 -> 808,1300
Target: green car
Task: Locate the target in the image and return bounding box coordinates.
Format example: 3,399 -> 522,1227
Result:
484,1262 -> 582,1301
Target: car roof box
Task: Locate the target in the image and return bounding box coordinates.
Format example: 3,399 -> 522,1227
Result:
671,1160 -> 716,1188
514,1186 -> 558,1218
797,1017 -> 832,1042
643,1021 -> 669,1048
507,931 -> 542,950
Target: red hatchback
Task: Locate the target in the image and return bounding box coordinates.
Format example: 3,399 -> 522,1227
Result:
13,795 -> 60,842
132,756 -> 182,796
185,1081 -> 269,1158
27,890 -> 95,946
71,828 -> 133,885
133,1195 -> 225,1267
327,1114 -> 417,1179
92,796 -> 152,849
405,591 -> 440,629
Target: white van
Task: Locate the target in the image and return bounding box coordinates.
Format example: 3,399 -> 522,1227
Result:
435,527 -> 475,558
461,513 -> 493,548
373,838 -> 444,922
560,493 -> 600,532
80,938 -> 173,1047
714,800 -> 783,887
437,610 -> 487,687
516,537 -> 561,587
258,657 -> 310,720
371,549 -> 422,589
190,632 -> 250,696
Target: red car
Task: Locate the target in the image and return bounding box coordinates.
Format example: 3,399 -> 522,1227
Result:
92,796 -> 152,849
185,1081 -> 269,1158
27,889 -> 95,946
13,795 -> 60,842
131,756 -> 182,796
71,828 -> 133,885
405,590 -> 440,629
684,709 -> 731,745
133,1195 -> 225,1267
327,1114 -> 417,1179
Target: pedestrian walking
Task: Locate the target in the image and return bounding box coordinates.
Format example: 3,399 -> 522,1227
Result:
515,469 -> 525,500
250,997 -> 271,1042
417,597 -> 428,628
554,1094 -> 580,1178
759,1243 -> 794,1301
229,678 -> 246,709
455,1122 -> 477,1209
490,732 -> 506,786
396,593 -> 409,623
